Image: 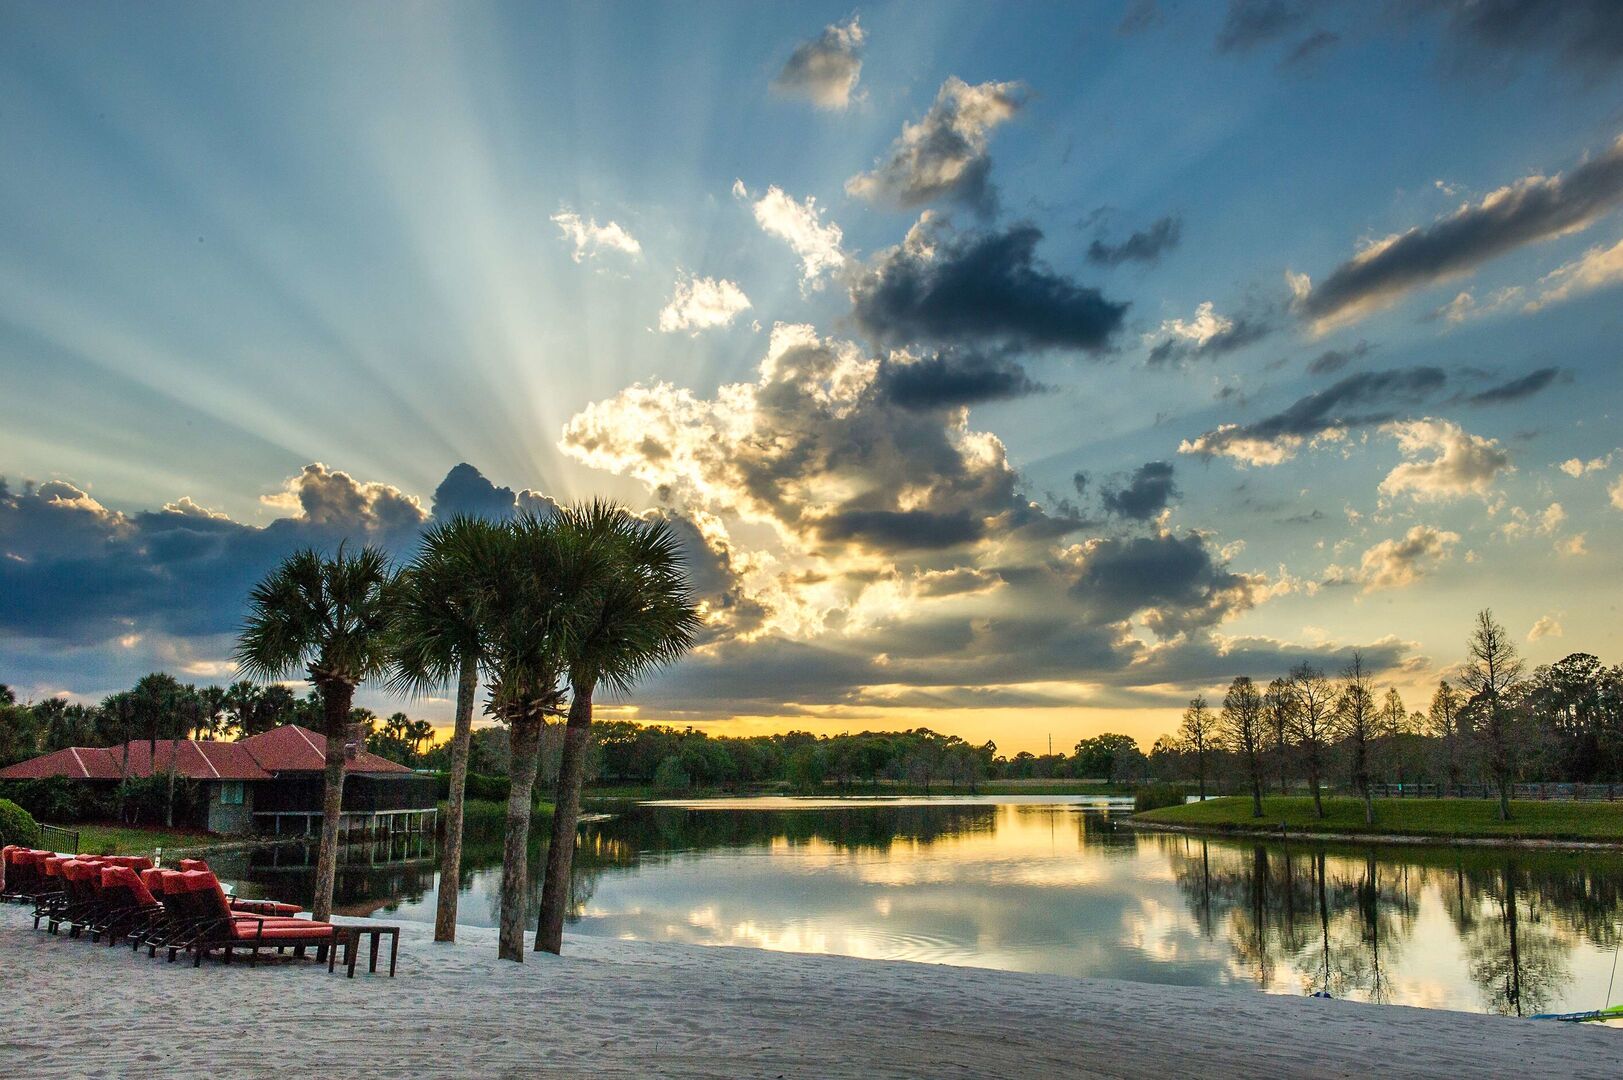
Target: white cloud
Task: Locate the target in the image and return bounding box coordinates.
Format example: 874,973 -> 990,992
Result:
1178,425 -> 1304,467
772,15 -> 865,110
657,273 -> 752,334
739,183 -> 846,286
1558,452 -> 1614,477
1611,475 -> 1623,511
1354,525 -> 1460,592
1528,614 -> 1564,641
551,210 -> 642,262
1379,418 -> 1511,502
846,77 -> 1023,209
1525,235 -> 1623,312
1150,301 -> 1232,346
1557,534 -> 1588,556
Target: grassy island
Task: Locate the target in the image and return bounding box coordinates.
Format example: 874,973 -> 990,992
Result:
1133,795 -> 1623,845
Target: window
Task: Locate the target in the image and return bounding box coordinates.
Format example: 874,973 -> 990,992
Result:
220,781 -> 245,806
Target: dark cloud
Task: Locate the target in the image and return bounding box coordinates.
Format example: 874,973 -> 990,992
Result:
1281,28 -> 1340,67
851,218 -> 1128,353
1430,0 -> 1623,75
1216,0 -> 1314,53
772,15 -> 864,110
1180,366 -> 1447,461
1306,339 -> 1372,375
1087,216 -> 1182,267
1301,135 -> 1623,326
1118,0 -> 1160,34
1101,462 -> 1179,521
1460,365 -> 1562,405
1070,532 -> 1258,636
875,350 -> 1045,410
845,77 -> 1025,214
431,462 -> 518,520
816,509 -> 986,552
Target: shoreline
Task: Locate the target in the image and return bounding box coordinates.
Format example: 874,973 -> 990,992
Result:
1128,817 -> 1623,852
6,903 -> 1621,1078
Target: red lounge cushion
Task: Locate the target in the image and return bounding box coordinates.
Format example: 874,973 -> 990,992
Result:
178,859 -> 210,873
140,869 -> 167,896
231,900 -> 303,916
230,922 -> 335,941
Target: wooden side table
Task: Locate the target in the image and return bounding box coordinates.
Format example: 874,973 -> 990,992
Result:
328,923 -> 400,977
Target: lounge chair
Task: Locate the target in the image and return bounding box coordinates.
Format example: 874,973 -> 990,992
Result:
88,865 -> 164,946
161,870 -> 335,967
177,859 -> 303,916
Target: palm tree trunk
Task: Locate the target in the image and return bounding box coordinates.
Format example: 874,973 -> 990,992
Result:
311,683 -> 354,922
165,747 -> 177,829
434,655 -> 479,943
537,684 -> 592,954
498,712 -> 544,961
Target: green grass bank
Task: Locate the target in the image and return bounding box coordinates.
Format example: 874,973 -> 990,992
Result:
1134,795 -> 1623,845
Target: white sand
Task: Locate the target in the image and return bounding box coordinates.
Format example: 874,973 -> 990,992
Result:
2,903 -> 1619,1079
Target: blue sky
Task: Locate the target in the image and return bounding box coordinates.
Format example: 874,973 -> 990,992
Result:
3,1 -> 1622,752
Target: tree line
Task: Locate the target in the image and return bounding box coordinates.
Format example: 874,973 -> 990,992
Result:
1151,610 -> 1623,824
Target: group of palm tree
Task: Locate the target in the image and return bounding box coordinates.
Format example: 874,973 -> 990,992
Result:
234,501 -> 699,961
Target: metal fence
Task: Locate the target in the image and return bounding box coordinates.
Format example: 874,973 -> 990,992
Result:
38,823 -> 79,853
1366,782 -> 1623,801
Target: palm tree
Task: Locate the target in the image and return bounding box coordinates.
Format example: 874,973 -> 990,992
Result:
536,503 -> 699,955
474,512 -> 581,961
388,516 -> 502,943
234,545 -> 398,921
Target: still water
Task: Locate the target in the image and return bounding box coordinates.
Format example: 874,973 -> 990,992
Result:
214,797 -> 1623,1017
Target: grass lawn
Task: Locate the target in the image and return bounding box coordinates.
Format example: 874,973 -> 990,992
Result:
1135,795 -> 1623,843
55,822 -> 231,858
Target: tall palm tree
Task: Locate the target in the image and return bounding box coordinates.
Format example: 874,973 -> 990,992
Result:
536,503 -> 699,955
474,512 -> 584,961
234,545 -> 398,921
388,516 -> 503,943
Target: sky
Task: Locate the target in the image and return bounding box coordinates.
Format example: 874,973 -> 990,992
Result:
3,1 -> 1622,754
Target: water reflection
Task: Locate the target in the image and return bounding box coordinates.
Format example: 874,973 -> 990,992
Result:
222,800 -> 1623,1017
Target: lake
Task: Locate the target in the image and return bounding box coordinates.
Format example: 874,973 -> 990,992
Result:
214,796 -> 1623,1018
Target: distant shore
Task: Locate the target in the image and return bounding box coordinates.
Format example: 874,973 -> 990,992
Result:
1133,795 -> 1623,851
5,904 -> 1619,1079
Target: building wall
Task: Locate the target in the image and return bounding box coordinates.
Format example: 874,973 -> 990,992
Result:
205,781 -> 255,835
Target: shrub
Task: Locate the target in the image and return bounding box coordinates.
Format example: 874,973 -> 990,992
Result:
0,798 -> 40,847
431,770 -> 512,803
652,756 -> 691,792
1134,784 -> 1187,813
0,777 -> 114,823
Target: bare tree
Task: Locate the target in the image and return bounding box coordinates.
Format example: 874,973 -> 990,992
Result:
1287,663 -> 1334,818
1426,681 -> 1468,796
1264,678 -> 1296,795
1179,695 -> 1214,799
1336,653 -> 1381,825
1461,609 -> 1526,821
1221,676 -> 1265,818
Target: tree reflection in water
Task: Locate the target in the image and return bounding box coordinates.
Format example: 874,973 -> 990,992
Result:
217,802 -> 1623,1015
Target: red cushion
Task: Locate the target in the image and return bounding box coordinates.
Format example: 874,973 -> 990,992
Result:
231,900 -> 303,916
140,868 -> 167,896
230,922 -> 335,941
178,859 -> 210,873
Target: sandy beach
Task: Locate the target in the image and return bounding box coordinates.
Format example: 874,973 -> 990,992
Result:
2,903 -> 1619,1079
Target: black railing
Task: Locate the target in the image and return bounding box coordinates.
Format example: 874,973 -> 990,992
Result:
39,823 -> 79,853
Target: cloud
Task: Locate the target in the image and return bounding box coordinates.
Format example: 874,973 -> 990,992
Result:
1087,216 -> 1182,266
1528,614 -> 1564,641
1281,28 -> 1340,67
1070,532 -> 1263,636
1525,235 -> 1623,311
1558,452 -> 1614,477
1216,0 -> 1314,53
1305,340 -> 1371,375
1179,366 -> 1446,465
431,462 -> 520,520
849,214 -> 1128,353
1145,300 -> 1272,365
1460,366 -> 1561,405
845,77 -> 1024,213
1431,0 -> 1623,76
772,15 -> 865,109
1298,135 -> 1623,328
1350,525 -> 1460,592
875,349 -> 1044,410
657,273 -> 752,333
1101,462 -> 1178,521
1611,475 -> 1623,510
259,463 -> 427,532
738,182 -> 846,286
550,210 -> 642,262
1379,418 -> 1512,501
1424,285 -> 1525,325
1118,0 -> 1160,34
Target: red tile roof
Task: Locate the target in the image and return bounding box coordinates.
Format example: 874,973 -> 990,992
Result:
237,725 -> 412,776
0,725 -> 412,781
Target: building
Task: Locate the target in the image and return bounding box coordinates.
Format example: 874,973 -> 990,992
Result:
0,725 -> 439,837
